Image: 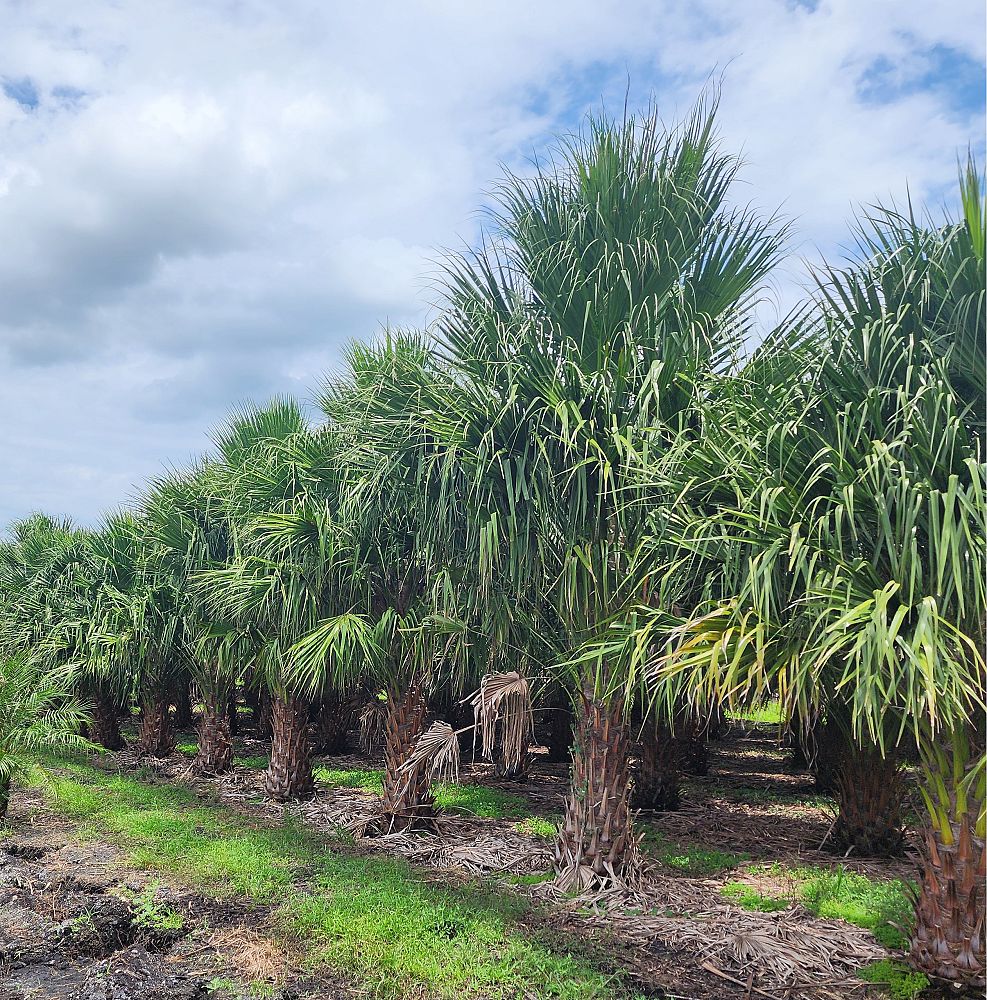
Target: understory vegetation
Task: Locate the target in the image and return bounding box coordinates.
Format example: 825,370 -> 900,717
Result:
0,90 -> 983,997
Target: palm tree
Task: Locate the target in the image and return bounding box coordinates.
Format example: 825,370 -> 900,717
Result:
426,97 -> 782,889
203,400 -> 376,801
0,654 -> 90,818
644,165 -> 985,986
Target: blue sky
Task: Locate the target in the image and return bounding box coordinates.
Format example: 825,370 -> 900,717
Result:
0,0 -> 983,526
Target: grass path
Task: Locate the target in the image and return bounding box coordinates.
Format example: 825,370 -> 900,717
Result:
27,753 -> 640,1000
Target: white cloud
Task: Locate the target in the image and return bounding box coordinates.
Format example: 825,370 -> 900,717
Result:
0,0 -> 983,524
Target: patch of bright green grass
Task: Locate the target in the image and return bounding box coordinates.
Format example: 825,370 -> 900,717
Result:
315,766 -> 384,793
313,768 -> 532,821
236,754 -> 270,770
514,817 -> 557,840
32,753 -> 635,1000
641,831 -> 747,877
177,741 -> 198,756
720,882 -> 789,912
749,863 -> 913,949
858,959 -> 929,999
434,783 -> 530,820
726,701 -> 782,725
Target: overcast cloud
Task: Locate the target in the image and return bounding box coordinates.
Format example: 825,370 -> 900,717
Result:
1,0 -> 984,525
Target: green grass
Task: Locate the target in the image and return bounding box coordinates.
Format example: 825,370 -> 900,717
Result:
315,766 -> 384,792
641,831 -> 747,876
858,960 -> 929,999
514,817 -> 557,839
28,753 -> 635,999
720,882 -> 789,912
743,863 -> 914,949
313,768 -> 531,820
726,701 -> 782,725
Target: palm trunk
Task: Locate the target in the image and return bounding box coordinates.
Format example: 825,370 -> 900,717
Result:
910,815 -> 986,988
264,693 -> 315,802
228,693 -> 239,738
310,691 -> 357,756
137,690 -> 174,756
543,690 -> 574,763
633,717 -> 681,811
173,680 -> 194,729
0,776 -> 9,820
555,692 -> 636,890
90,684 -> 125,751
831,743 -> 905,857
811,716 -> 843,792
494,729 -> 529,780
678,713 -> 709,777
196,684 -> 234,775
375,683 -> 434,833
258,688 -> 274,738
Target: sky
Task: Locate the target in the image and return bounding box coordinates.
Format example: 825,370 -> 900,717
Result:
1,0 -> 984,527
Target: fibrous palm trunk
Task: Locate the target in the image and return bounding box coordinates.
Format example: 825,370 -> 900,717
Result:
310,691 -> 357,756
196,684 -> 234,776
632,717 -> 681,811
678,713 -> 709,777
137,690 -> 174,756
173,680 -> 194,729
910,815 -> 986,988
831,743 -> 905,857
811,716 -> 843,792
555,692 -> 636,891
544,690 -> 574,763
375,683 -> 434,833
264,693 -> 315,802
90,684 -> 125,751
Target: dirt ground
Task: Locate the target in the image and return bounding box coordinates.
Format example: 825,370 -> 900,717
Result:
0,718 -> 934,1000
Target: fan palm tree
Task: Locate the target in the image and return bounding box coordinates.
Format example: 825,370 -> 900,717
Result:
348,97 -> 784,884
641,164 -> 985,986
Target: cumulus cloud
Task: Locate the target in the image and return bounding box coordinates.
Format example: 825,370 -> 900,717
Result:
0,0 -> 983,524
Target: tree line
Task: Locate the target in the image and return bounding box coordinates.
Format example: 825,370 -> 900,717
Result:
1,96 -> 983,989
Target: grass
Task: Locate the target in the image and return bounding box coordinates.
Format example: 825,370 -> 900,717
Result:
313,767 -> 532,820
29,753 -> 636,999
726,701 -> 782,725
735,863 -> 914,949
720,882 -> 789,912
514,817 -> 557,839
858,960 -> 929,999
641,830 -> 747,876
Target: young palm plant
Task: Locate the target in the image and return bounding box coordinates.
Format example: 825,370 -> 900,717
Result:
0,655 -> 90,818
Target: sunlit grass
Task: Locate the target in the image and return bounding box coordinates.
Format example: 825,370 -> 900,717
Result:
30,752 -> 641,1000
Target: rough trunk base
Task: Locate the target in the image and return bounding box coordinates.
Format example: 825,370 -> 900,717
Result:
910,819 -> 986,989
830,744 -> 906,857
264,694 -> 315,802
196,688 -> 234,776
555,694 -> 637,892
136,694 -> 174,757
90,687 -> 126,751
633,719 -> 681,811
367,684 -> 434,835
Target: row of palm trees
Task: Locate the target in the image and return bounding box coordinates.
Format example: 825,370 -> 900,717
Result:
0,96 -> 983,988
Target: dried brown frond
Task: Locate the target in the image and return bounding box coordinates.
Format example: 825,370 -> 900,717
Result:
469,672 -> 533,774
401,721 -> 461,786
358,699 -> 387,754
